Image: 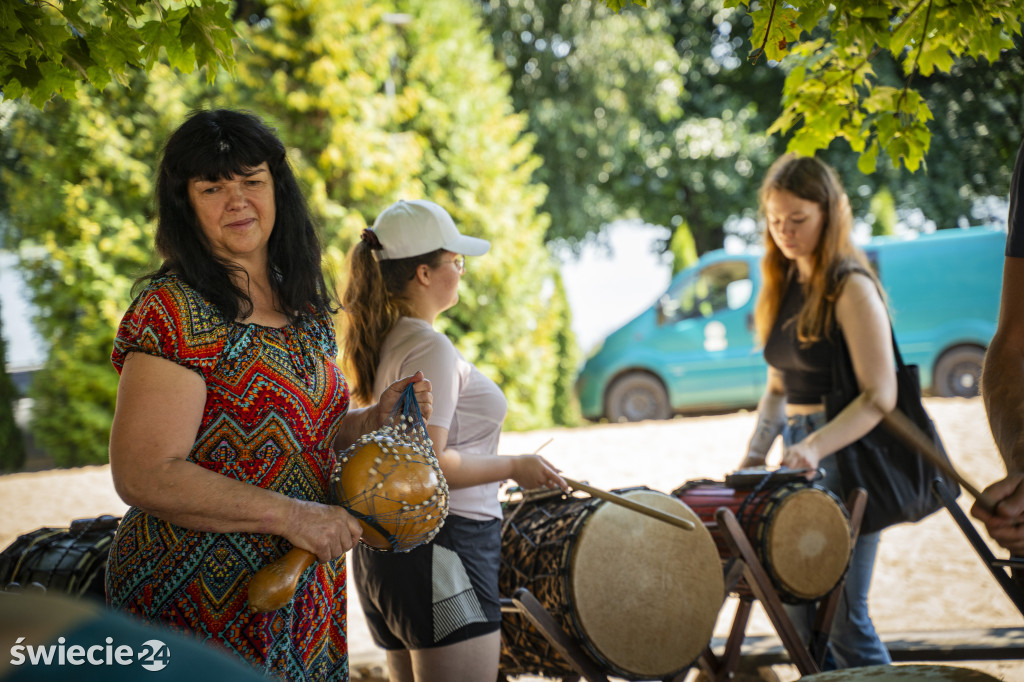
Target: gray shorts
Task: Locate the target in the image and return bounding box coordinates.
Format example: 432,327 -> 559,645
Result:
352,514 -> 501,650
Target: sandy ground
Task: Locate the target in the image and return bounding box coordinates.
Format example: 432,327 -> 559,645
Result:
1,397 -> 1022,680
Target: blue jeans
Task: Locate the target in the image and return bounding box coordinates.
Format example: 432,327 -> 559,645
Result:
781,412 -> 892,669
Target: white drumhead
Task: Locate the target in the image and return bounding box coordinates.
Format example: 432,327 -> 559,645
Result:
569,489 -> 723,677
765,487 -> 851,600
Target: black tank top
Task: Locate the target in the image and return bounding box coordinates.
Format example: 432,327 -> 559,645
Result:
763,276 -> 835,404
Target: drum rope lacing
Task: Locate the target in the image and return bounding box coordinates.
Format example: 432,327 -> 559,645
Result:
735,470 -> 792,529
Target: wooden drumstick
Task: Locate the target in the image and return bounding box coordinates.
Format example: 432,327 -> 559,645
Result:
562,477 -> 696,531
248,547 -> 316,613
879,406 -> 999,514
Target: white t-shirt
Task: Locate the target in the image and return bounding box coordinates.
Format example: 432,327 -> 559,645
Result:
373,317 -> 508,520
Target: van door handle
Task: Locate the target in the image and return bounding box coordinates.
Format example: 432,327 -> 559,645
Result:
746,313 -> 755,332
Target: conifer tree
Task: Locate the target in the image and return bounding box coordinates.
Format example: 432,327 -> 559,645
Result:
226,0 -> 571,429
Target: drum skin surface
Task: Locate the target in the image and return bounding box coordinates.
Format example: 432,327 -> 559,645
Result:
499,487 -> 723,680
763,487 -> 851,601
570,489 -> 723,678
801,664 -> 1001,681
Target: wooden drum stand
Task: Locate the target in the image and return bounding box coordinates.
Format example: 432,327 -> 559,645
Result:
699,487 -> 868,681
497,488 -> 866,682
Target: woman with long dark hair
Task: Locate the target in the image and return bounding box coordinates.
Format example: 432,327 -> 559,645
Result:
106,109 -> 431,680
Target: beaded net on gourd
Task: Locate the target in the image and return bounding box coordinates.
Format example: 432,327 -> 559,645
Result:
331,383 -> 449,552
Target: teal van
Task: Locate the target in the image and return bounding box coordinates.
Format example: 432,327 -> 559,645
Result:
575,225 -> 1006,422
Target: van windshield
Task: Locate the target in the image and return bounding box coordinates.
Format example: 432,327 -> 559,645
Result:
660,260 -> 752,323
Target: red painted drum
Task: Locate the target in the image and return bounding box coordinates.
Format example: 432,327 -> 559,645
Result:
673,479 -> 851,603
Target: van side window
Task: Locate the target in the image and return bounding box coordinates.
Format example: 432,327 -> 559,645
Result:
660,261 -> 752,323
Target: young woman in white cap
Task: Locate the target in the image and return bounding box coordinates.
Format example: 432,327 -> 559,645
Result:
341,199 -> 567,682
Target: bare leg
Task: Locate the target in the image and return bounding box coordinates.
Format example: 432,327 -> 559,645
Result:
408,630 -> 501,682
386,650 -> 415,682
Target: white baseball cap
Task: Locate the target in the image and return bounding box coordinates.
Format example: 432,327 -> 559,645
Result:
370,199 -> 490,260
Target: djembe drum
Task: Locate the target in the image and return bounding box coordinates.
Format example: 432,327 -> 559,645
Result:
499,486 -> 723,680
673,478 -> 851,603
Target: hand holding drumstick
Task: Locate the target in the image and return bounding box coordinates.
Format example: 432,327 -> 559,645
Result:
513,439 -> 694,531
509,454 -> 570,492
972,474 -> 1024,554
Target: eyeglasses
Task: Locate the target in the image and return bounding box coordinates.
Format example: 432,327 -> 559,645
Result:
445,255 -> 466,273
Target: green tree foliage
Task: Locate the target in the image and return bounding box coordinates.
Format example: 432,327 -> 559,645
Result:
869,187 -> 897,237
903,37 -> 1023,227
1,0 -> 237,107
544,273 -> 581,426
226,0 -> 568,430
479,0 -> 785,251
2,76 -> 180,465
4,0 -> 573,465
479,0 -> 684,246
725,0 -> 1024,173
809,38 -> 1024,235
483,0 -> 1022,256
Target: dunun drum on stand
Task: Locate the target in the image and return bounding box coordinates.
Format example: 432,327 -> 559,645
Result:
673,479 -> 851,603
499,487 -> 723,680
0,515 -> 121,601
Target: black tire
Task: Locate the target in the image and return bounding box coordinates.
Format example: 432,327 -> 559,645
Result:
605,373 -> 671,422
932,345 -> 986,398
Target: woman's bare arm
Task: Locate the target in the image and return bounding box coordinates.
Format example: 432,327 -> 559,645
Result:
426,424 -> 566,491
109,352 -> 361,562
783,273 -> 897,469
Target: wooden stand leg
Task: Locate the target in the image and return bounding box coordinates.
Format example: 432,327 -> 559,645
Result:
716,507 -> 820,676
500,587 -> 610,682
702,595 -> 756,682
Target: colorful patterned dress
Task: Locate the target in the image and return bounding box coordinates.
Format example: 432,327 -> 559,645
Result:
106,274 -> 351,681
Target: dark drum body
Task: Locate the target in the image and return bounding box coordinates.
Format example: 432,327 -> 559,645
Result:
0,515 -> 120,601
673,480 -> 851,603
499,487 -> 723,680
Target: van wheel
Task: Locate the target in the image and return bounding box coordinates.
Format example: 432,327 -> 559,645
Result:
606,373 -> 671,422
933,346 -> 986,398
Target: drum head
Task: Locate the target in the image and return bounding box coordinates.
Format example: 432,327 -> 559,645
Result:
765,487 -> 851,601
569,489 -> 723,678
801,664 -> 1001,681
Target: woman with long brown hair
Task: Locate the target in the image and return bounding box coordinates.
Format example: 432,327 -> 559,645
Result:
740,153 -> 897,668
